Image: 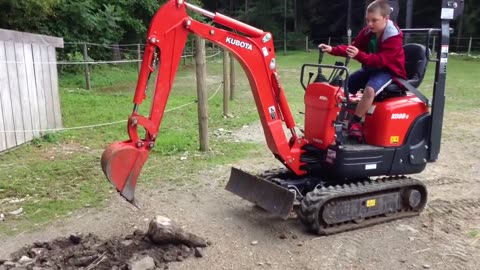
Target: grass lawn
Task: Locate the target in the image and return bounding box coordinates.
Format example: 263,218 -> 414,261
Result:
0,51 -> 478,236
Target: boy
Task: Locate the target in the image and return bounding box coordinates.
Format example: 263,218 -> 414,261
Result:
319,0 -> 406,141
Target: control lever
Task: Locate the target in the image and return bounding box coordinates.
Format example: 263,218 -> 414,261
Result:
313,48 -> 328,83
330,56 -> 351,86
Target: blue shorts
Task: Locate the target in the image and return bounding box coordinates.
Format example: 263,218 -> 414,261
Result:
347,68 -> 393,95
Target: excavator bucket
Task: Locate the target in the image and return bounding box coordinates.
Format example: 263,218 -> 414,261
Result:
101,141 -> 150,206
225,167 -> 295,219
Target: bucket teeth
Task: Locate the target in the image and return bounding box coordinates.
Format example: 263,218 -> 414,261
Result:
225,167 -> 295,219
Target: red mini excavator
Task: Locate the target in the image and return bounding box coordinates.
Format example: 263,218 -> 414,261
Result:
101,0 -> 464,235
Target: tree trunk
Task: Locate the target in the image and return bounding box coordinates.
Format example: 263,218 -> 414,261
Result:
405,0 -> 413,42
229,0 -> 234,14
294,0 -> 298,32
245,0 -> 248,22
456,15 -> 463,52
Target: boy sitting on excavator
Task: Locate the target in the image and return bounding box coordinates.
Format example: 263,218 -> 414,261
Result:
319,0 -> 406,142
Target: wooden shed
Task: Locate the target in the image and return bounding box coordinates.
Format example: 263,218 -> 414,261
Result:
0,28 -> 63,152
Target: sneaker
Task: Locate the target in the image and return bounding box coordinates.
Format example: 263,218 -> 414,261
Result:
348,122 -> 363,142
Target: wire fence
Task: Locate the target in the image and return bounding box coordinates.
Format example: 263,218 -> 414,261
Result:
0,34 -> 478,135
282,36 -> 480,56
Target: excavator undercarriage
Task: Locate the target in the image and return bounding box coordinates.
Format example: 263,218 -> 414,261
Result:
229,167 -> 427,235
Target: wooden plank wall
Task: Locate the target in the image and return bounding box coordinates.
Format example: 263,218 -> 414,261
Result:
0,29 -> 64,152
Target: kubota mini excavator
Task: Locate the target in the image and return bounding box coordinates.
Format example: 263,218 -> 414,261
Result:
101,0 -> 464,235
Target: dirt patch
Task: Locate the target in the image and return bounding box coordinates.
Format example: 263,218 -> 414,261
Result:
37,141 -> 99,161
2,226 -> 207,270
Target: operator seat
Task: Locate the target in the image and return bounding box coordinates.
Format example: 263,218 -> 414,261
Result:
377,43 -> 428,99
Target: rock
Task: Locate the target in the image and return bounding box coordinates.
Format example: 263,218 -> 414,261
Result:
69,234 -> 83,244
0,213 -> 5,222
176,256 -> 184,262
3,261 -> 16,268
128,255 -> 155,270
257,262 -> 264,266
194,247 -> 204,258
133,229 -> 144,236
147,216 -> 206,247
422,223 -> 429,228
28,248 -> 47,258
250,241 -> 258,246
206,240 -> 213,246
180,245 -> 191,253
162,252 -> 176,263
8,208 -> 23,216
121,240 -> 134,246
291,235 -> 298,240
18,256 -> 34,265
297,243 -> 303,247
278,233 -> 287,240
423,264 -> 431,269
396,224 -> 418,233
68,255 -> 98,267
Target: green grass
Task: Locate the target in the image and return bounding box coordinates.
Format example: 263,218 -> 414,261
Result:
467,229 -> 480,238
0,51 -> 479,236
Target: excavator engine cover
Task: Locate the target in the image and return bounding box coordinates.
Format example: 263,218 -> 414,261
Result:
225,167 -> 295,219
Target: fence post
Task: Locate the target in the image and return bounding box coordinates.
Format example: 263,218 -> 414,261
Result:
195,36 -> 209,151
137,43 -> 141,73
82,43 -> 91,90
306,36 -> 309,52
229,53 -> 236,101
328,37 -> 331,46
468,36 -> 472,55
223,49 -> 231,116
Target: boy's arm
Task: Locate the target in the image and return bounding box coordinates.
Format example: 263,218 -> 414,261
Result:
330,28 -> 368,57
330,45 -> 348,57
354,35 -> 403,68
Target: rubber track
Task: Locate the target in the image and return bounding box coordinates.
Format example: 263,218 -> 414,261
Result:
300,176 -> 427,235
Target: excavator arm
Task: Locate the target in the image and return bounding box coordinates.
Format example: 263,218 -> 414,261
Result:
101,0 -> 307,204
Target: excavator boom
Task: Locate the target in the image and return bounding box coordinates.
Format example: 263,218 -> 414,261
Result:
101,0 -> 306,206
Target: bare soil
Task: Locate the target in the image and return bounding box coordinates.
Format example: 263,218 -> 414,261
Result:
1,111 -> 479,270
4,230 -> 203,269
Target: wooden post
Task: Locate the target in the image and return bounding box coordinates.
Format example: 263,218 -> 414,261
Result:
223,49 -> 230,116
112,43 -> 121,62
191,40 -> 195,64
82,43 -> 91,90
328,37 -> 331,45
195,37 -> 209,151
137,43 -> 142,72
229,53 -> 235,101
468,36 -> 472,55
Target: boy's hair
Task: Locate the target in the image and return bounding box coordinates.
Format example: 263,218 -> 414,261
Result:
367,0 -> 391,17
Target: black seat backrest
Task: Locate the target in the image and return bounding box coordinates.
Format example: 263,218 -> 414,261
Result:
403,43 -> 428,88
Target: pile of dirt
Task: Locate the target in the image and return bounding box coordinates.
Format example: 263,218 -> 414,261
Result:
0,216 -> 208,270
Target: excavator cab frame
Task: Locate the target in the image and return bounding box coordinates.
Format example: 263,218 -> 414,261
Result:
101,0 -> 465,235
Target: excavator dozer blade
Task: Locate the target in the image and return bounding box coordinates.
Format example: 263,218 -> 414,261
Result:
101,141 -> 150,206
225,167 -> 295,219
